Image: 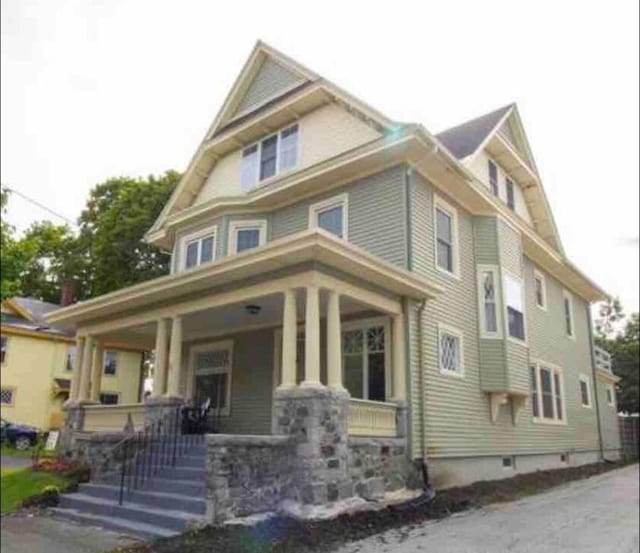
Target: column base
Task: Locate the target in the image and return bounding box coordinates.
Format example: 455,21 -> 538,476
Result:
299,380 -> 325,389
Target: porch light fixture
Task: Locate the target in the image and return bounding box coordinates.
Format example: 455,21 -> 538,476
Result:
245,304 -> 261,315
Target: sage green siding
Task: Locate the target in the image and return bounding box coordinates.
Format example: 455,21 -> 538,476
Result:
596,377 -> 621,456
270,165 -> 408,268
233,58 -> 305,117
408,172 -> 601,458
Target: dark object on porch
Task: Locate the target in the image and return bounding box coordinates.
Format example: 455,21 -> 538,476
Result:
181,398 -> 214,435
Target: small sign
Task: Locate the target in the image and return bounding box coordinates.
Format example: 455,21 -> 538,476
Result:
45,430 -> 59,451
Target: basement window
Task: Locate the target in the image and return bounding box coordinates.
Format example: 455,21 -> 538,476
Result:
560,453 -> 568,464
502,456 -> 515,469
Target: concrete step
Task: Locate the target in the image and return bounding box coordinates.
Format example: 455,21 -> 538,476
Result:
141,476 -> 206,496
79,483 -> 206,514
156,465 -> 205,481
177,454 -> 205,468
59,493 -> 204,532
51,507 -> 177,541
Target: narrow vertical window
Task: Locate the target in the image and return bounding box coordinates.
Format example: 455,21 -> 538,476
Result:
488,160 -> 498,196
540,367 -> 554,419
554,372 -> 563,419
579,376 -> 591,408
483,270 -> 498,334
506,178 -> 515,210
278,124 -> 299,172
563,291 -> 575,338
504,274 -> 525,340
259,135 -> 278,180
66,345 -> 76,372
534,270 -> 547,310
103,351 -> 117,375
530,365 -> 539,418
240,145 -> 259,191
0,336 -> 7,364
436,208 -> 454,273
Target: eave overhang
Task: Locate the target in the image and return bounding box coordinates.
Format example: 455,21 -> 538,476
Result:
46,229 -> 443,328
596,369 -> 621,384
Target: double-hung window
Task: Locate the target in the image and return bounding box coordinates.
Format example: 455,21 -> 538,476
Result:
342,319 -> 389,401
506,178 -> 516,210
103,351 -> 117,376
240,124 -> 299,192
563,290 -> 575,339
434,195 -> 459,276
228,220 -> 267,254
579,375 -> 592,408
309,194 -> 348,239
488,160 -> 498,196
530,362 -> 564,422
478,266 -> 501,337
534,270 -> 547,310
438,324 -> 464,376
182,228 -> 217,270
504,273 -> 526,341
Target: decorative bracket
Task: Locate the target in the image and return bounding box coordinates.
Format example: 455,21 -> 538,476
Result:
489,393 -> 509,423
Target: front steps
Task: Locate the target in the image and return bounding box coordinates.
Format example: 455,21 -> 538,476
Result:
52,445 -> 207,540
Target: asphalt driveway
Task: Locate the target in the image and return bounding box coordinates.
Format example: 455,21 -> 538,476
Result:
334,464 -> 639,553
0,455 -> 32,470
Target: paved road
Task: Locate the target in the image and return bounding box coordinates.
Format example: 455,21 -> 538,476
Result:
0,514 -> 140,553
335,464 -> 639,553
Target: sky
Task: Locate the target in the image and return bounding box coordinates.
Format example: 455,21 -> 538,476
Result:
1,0 -> 639,313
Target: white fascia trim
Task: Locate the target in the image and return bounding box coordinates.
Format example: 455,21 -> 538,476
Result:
308,193 -> 349,240
437,322 -> 465,378
433,193 -> 461,280
227,219 -> 268,255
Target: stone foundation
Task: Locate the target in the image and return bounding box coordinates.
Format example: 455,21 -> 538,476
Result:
70,432 -> 130,478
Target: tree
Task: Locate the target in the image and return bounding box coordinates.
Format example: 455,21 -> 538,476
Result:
79,171 -> 179,296
1,188 -> 30,299
596,304 -> 640,414
595,296 -> 625,336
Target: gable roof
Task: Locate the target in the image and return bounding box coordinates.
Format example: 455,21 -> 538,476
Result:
436,104 -> 513,160
1,297 -> 75,338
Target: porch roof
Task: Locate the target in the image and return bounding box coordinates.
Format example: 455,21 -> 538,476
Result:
45,229 -> 442,328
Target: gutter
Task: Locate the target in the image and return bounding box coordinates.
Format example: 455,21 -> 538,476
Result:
587,306 -> 605,461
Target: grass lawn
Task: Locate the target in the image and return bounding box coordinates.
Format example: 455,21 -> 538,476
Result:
1,467 -> 69,514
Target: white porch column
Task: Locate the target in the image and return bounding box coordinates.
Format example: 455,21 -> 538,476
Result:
69,336 -> 85,402
302,285 -> 322,388
89,342 -> 104,402
279,289 -> 298,389
391,313 -> 407,401
153,318 -> 170,396
78,335 -> 95,401
326,290 -> 345,391
166,316 -> 183,397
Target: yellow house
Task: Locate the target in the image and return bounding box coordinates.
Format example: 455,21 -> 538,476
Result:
1,297 -> 145,430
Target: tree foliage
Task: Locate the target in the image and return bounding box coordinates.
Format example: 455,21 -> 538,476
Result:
0,188 -> 26,299
596,301 -> 640,414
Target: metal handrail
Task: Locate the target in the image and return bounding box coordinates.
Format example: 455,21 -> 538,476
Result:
112,406 -> 205,505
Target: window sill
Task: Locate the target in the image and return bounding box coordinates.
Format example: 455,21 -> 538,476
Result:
532,417 -> 567,426
536,304 -> 547,312
581,404 -> 593,409
438,368 -> 465,379
436,266 -> 461,282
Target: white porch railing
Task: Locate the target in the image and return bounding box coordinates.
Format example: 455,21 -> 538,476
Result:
348,398 -> 398,437
595,346 -> 613,374
82,403 -> 146,433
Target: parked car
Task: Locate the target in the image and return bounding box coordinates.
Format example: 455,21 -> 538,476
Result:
0,418 -> 39,450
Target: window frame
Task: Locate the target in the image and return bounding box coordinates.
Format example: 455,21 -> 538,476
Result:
533,269 -> 548,311
477,264 -> 502,339
189,340 -> 234,417
308,193 -> 349,240
503,271 -> 527,344
505,178 -> 516,210
530,360 -> 566,424
433,194 -> 460,278
99,392 -> 120,405
0,386 -> 16,406
606,384 -> 616,407
437,323 -> 465,378
103,350 -> 118,376
579,374 -> 592,408
65,345 -> 76,372
488,159 -> 499,196
341,317 -> 392,401
239,123 -> 300,190
180,226 -> 218,271
227,219 -> 267,255
563,290 -> 576,340
1,336 -> 7,365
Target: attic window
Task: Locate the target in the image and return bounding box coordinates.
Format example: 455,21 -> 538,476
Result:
240,124 -> 299,192
488,160 -> 498,196
506,178 -> 516,210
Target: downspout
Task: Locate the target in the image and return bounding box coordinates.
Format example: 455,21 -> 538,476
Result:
587,305 -> 605,461
417,298 -> 430,491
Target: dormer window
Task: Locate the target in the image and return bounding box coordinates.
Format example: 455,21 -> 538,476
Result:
240,124 -> 299,192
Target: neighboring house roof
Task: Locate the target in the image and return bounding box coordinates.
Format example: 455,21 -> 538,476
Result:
436,104 -> 513,160
1,297 -> 75,338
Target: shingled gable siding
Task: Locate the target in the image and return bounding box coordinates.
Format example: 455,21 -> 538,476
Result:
408,172 -> 600,459
233,57 -> 306,118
